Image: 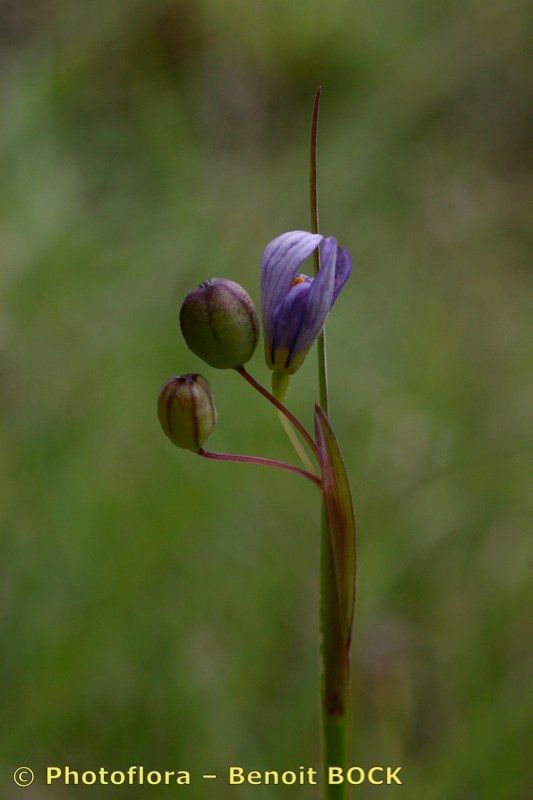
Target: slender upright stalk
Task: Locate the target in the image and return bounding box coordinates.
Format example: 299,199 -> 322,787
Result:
311,87 -> 351,797
198,448 -> 321,488
310,87 -> 329,417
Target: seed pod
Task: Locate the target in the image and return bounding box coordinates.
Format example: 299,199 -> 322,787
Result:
157,374 -> 217,451
180,278 -> 259,369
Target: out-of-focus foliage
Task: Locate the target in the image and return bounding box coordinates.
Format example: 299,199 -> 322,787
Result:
1,1 -> 531,797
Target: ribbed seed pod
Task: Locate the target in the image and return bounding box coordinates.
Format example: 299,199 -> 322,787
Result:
157,374 -> 217,451
180,278 -> 259,369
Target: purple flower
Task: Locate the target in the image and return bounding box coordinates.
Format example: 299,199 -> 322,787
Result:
260,231 -> 352,374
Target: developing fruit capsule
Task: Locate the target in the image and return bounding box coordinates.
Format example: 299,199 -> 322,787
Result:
157,374 -> 217,452
180,278 -> 259,369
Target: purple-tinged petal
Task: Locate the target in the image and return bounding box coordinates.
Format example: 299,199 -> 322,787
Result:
331,245 -> 352,306
285,236 -> 337,366
260,231 -> 323,343
269,279 -> 312,369
270,237 -> 338,373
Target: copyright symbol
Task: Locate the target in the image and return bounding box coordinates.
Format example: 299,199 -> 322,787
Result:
13,767 -> 34,787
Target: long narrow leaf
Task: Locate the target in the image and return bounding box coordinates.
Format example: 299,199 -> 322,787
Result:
315,404 -> 356,646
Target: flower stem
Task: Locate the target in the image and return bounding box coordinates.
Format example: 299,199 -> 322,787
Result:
311,86 -> 351,798
236,366 -> 320,462
198,448 -> 321,488
277,410 -> 314,472
271,370 -> 315,472
310,86 -> 329,416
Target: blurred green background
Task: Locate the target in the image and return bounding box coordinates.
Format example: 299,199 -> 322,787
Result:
1,1 -> 531,797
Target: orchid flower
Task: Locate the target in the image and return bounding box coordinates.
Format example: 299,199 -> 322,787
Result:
260,231 -> 352,376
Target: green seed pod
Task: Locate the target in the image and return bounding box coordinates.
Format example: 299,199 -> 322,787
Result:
157,374 -> 217,452
180,278 -> 259,369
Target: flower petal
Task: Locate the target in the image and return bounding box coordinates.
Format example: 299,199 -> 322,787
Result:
283,236 -> 337,369
331,245 -> 352,305
260,231 -> 323,343
268,237 -> 337,373
268,279 -> 312,370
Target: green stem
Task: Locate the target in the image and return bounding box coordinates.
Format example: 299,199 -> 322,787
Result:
271,370 -> 315,472
236,366 -> 320,462
321,505 -> 350,796
311,86 -> 350,798
310,86 -> 329,417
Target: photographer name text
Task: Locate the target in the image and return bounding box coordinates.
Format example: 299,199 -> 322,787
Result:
32,765 -> 402,787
